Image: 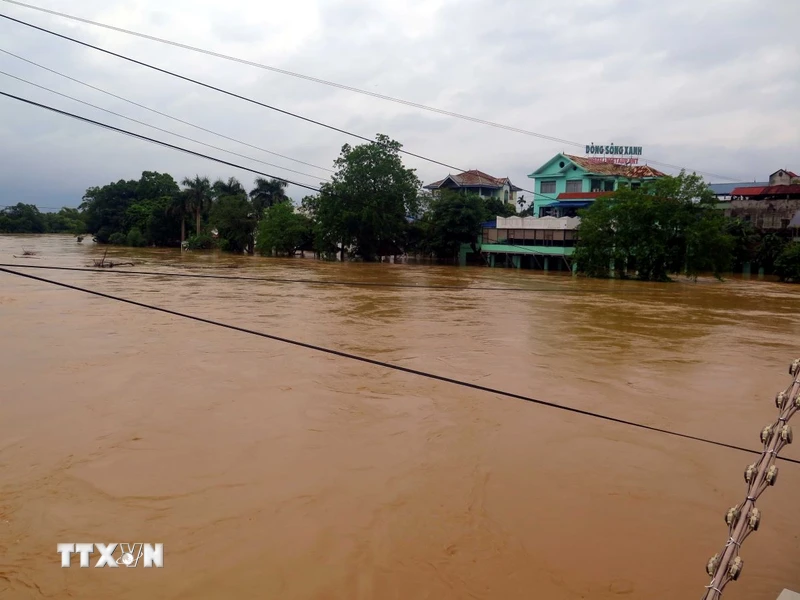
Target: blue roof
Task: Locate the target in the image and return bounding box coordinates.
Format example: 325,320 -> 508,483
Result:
708,182 -> 768,195
481,220 -> 496,228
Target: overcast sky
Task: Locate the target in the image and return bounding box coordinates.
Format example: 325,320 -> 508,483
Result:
1,0 -> 798,210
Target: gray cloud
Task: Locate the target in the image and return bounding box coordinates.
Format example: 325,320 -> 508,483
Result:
0,0 -> 798,211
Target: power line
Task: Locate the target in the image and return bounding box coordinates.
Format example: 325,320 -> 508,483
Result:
0,69 -> 328,183
0,47 -> 334,174
0,12 -> 468,175
0,90 -> 323,193
2,264 -> 796,465
0,0 -> 743,182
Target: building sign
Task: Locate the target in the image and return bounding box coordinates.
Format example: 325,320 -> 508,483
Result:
584,143 -> 643,165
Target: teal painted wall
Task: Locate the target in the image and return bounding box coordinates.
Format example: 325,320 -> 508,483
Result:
527,153 -> 656,217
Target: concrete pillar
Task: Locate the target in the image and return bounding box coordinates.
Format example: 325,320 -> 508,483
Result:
572,262 -> 578,276
512,255 -> 521,269
458,246 -> 467,267
609,258 -> 616,278
758,266 -> 765,278
544,257 -> 549,272
743,262 -> 751,277
489,254 -> 495,268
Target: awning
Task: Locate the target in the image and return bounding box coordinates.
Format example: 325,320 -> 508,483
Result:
543,201 -> 593,209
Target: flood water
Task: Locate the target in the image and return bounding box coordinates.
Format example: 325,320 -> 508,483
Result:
1,234 -> 799,600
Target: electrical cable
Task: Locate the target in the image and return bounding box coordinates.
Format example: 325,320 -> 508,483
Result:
1,264 -> 798,465
0,0 -> 744,182
0,70 -> 328,183
0,12 -> 470,175
0,90 -> 323,193
0,47 -> 334,174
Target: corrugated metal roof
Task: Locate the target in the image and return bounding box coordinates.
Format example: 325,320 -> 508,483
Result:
563,154 -> 666,178
731,185 -> 800,196
708,182 -> 769,195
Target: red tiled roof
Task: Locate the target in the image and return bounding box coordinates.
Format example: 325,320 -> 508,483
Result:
425,169 -> 522,191
563,154 -> 666,178
732,185 -> 800,196
557,192 -> 614,200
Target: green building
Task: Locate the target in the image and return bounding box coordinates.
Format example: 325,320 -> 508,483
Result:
527,153 -> 665,218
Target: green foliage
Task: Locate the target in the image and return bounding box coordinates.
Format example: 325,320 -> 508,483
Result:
250,177 -> 289,219
108,232 -> 126,245
256,202 -> 309,256
756,233 -> 787,274
185,232 -> 216,250
125,227 -> 146,247
0,203 -> 47,233
482,195 -> 517,219
316,134 -> 421,261
181,175 -> 213,237
574,172 -> 734,281
725,218 -> 758,270
211,195 -> 256,254
775,242 -> 800,283
80,172 -> 181,245
425,190 -> 485,259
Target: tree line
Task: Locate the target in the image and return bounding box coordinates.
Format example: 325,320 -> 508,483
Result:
1,133 -> 798,282
0,134 -> 514,262
573,172 -> 800,282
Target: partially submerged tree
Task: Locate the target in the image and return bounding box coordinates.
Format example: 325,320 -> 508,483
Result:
315,134 -> 421,261
574,172 -> 734,281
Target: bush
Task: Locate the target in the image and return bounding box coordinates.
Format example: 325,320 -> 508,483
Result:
126,227 -> 146,247
108,232 -> 126,245
775,241 -> 800,283
186,232 -> 216,250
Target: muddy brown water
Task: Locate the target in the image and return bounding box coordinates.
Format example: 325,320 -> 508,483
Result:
1,234 -> 799,600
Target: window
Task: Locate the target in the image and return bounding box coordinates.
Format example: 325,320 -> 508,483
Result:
631,182 -> 641,190
604,180 -> 615,191
540,180 -> 556,194
504,190 -> 509,203
566,180 -> 582,193
590,179 -> 602,192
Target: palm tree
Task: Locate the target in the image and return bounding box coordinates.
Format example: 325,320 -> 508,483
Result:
181,175 -> 212,236
168,193 -> 191,245
517,195 -> 526,212
213,177 -> 246,200
249,177 -> 288,220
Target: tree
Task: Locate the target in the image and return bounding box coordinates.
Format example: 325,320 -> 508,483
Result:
256,202 -> 309,256
249,177 -> 288,220
211,194 -> 256,254
181,175 -> 213,237
424,190 -> 485,259
574,172 -> 734,281
0,203 -> 46,233
80,179 -> 139,243
517,195 -> 526,212
483,195 -> 516,219
775,242 -> 800,283
755,232 -> 787,274
316,134 -> 421,261
213,177 -> 247,201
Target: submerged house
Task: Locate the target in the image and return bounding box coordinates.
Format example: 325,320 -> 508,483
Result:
527,153 -> 666,217
423,169 -> 522,207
